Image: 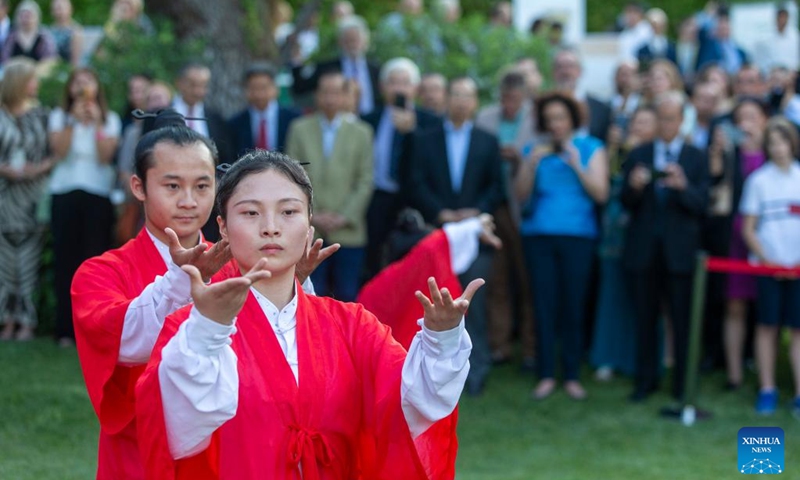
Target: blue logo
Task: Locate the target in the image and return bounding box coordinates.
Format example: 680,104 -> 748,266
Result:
738,427 -> 784,474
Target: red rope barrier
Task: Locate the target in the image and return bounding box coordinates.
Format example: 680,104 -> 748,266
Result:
706,257 -> 800,276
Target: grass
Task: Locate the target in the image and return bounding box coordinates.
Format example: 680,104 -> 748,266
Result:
1,339 -> 798,479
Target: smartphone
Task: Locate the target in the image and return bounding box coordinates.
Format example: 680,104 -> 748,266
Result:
394,93 -> 407,109
553,140 -> 564,154
651,168 -> 669,180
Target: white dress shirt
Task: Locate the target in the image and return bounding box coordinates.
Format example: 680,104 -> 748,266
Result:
248,101 -> 279,150
618,20 -> 653,61
444,120 -> 473,193
173,97 -> 209,137
373,108 -> 399,193
757,27 -> 800,71
654,137 -> 684,172
0,17 -> 10,48
341,56 -> 374,115
158,217 -> 485,460
318,113 -> 343,158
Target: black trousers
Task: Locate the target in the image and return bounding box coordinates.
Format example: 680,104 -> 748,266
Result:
364,189 -> 403,281
628,241 -> 693,399
700,214 -> 732,368
52,190 -> 114,340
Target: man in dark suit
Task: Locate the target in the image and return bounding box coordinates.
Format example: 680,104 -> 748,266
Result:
408,77 -> 505,396
636,8 -> 677,69
361,57 -> 441,279
621,91 -> 709,402
696,8 -> 748,75
552,48 -> 612,141
228,62 -> 300,158
172,62 -> 234,241
291,15 -> 380,115
172,63 -> 234,165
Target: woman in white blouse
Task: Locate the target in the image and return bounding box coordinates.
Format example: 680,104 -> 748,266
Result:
48,67 -> 120,347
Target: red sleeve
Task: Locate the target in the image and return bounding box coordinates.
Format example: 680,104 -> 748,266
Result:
357,230 -> 462,350
347,303 -> 459,480
72,255 -> 145,434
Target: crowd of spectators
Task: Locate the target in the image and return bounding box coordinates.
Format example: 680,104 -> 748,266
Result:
1,0 -> 799,417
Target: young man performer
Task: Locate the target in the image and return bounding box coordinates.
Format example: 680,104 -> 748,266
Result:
71,112 -> 333,479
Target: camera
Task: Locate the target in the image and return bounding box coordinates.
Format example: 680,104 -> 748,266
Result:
393,93 -> 407,109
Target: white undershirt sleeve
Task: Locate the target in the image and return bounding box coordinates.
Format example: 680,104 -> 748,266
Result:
118,261 -> 193,364
442,217 -> 483,275
158,307 -> 239,459
401,318 -> 472,438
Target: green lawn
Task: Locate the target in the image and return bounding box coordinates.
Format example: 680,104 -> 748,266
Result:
1,339 -> 798,479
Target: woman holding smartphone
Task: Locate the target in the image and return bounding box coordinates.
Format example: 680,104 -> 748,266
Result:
515,91 -> 609,400
48,67 -> 121,346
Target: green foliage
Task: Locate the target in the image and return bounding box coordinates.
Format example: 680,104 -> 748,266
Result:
90,22 -> 204,113
585,0 -> 709,35
316,13 -> 551,103
9,0 -> 114,26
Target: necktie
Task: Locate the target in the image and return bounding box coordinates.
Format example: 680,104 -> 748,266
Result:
186,104 -> 194,131
656,148 -> 677,203
256,115 -> 269,150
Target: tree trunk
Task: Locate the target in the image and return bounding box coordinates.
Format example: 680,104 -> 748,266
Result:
144,0 -> 277,117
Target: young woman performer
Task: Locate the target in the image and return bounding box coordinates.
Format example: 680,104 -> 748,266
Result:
137,150 -> 481,479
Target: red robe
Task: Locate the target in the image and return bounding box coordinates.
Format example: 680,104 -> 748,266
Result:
357,229 -> 462,479
71,229 -> 222,479
357,229 -> 463,350
136,284 -> 460,480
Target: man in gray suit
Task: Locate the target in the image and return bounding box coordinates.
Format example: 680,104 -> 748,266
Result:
286,71 -> 374,301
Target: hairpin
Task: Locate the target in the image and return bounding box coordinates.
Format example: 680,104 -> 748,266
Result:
131,108 -> 208,122
216,163 -> 233,173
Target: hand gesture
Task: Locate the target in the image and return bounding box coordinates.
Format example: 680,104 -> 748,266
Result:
296,226 -> 340,284
417,277 -> 485,332
391,107 -> 417,133
477,213 -> 502,250
166,227 -> 232,282
629,164 -> 652,191
607,125 -> 623,147
562,142 -> 582,170
663,163 -> 688,191
500,146 -> 522,166
183,258 -> 272,325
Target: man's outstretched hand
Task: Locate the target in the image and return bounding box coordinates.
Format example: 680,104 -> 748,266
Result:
166,227 -> 232,282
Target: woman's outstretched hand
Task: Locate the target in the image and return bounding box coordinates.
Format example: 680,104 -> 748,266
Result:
416,277 -> 485,332
182,258 -> 272,325
296,226 -> 340,284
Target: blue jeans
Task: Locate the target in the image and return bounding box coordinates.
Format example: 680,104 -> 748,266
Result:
310,245 -> 365,302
